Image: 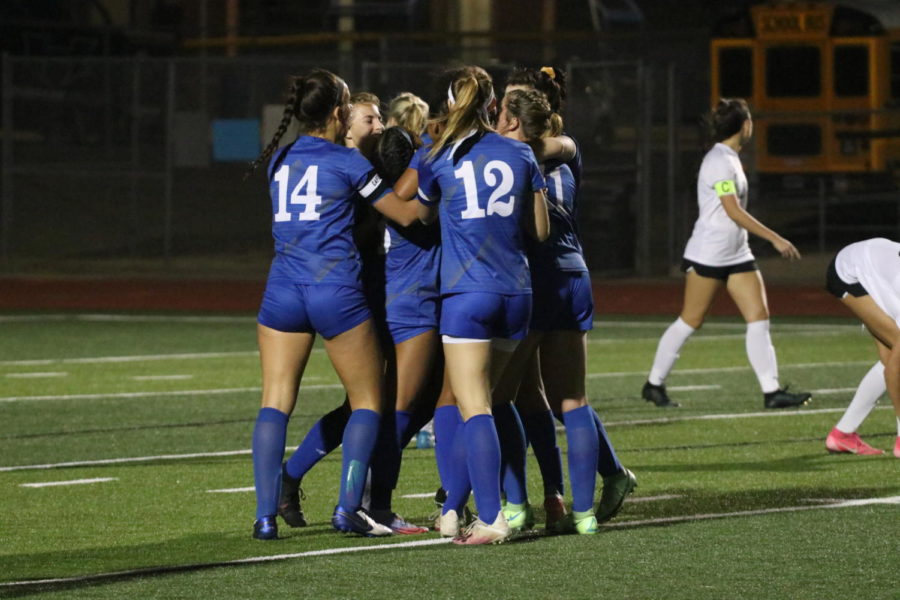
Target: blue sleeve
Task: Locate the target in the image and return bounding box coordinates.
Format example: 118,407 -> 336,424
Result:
417,158 -> 441,206
408,145 -> 426,172
346,149 -> 391,204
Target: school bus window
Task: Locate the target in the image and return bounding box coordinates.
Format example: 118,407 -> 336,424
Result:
766,46 -> 821,97
719,47 -> 753,98
834,45 -> 869,97
767,124 -> 822,156
892,43 -> 900,99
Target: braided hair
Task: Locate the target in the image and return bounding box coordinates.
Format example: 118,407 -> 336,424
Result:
245,68 -> 348,178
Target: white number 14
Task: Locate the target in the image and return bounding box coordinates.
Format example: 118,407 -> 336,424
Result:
273,164 -> 323,222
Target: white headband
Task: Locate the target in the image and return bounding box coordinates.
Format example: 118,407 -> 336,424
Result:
447,83 -> 495,111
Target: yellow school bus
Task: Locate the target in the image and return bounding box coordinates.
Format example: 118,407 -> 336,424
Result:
711,1 -> 900,180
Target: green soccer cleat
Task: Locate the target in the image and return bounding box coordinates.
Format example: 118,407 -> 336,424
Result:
502,501 -> 535,532
596,467 -> 637,523
549,509 -> 597,535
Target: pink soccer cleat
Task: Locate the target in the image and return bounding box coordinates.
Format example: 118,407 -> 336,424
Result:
825,428 -> 884,455
894,436 -> 900,458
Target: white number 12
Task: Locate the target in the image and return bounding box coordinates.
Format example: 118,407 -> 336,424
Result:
454,160 -> 515,220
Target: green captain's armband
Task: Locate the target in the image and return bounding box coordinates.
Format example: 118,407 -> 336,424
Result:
714,180 -> 737,197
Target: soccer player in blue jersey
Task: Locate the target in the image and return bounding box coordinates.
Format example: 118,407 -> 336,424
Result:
417,66 -> 550,545
245,68 -> 419,540
503,67 -> 637,527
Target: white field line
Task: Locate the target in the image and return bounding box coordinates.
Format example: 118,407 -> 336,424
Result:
400,492 -> 437,499
605,405 -> 893,427
586,359 -> 873,379
606,495 -> 900,529
0,538 -> 453,589
207,486 -> 254,494
0,384 -> 344,403
0,351 -> 259,367
593,320 -> 861,332
667,385 -> 720,392
19,477 -> 117,488
132,375 -> 194,381
5,405 -> 894,474
0,349 -> 328,367
588,331 -> 850,345
0,359 -> 871,404
0,314 -> 852,330
0,449 -> 253,473
2,496 -> 897,589
5,372 -> 68,378
629,494 -> 684,503
0,314 -> 256,323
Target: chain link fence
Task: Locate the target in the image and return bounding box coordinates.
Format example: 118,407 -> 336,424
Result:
9,53 -> 886,277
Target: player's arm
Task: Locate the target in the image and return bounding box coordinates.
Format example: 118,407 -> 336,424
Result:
716,180 -> 800,260
372,190 -> 418,226
525,189 -> 550,241
415,158 -> 440,225
392,167 -> 419,201
529,135 -> 576,162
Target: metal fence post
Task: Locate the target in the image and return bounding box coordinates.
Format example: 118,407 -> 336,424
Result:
636,61 -> 653,276
817,177 -> 826,253
666,62 -> 677,270
164,59 -> 175,262
1,53 -> 12,266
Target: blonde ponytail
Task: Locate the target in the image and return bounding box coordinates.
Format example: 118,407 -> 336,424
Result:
428,67 -> 494,160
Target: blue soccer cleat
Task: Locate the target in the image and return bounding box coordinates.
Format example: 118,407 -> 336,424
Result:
252,515 -> 278,540
331,506 -> 393,537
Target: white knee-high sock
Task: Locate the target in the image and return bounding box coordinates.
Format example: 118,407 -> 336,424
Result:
746,319 -> 779,394
836,362 -> 885,433
648,317 -> 695,386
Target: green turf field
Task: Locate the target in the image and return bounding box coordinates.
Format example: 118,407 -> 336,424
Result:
1,313 -> 897,599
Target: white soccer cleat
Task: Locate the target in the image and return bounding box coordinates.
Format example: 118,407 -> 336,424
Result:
452,512 -> 510,545
439,509 -> 460,538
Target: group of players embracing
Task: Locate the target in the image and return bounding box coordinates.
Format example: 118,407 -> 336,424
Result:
246,64 -> 636,546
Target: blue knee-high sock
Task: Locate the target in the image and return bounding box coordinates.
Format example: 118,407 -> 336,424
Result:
433,405 -> 463,493
369,411 -> 400,512
521,409 -> 564,497
493,402 -> 528,505
564,405 -> 600,513
465,414 -> 503,524
442,417 -> 472,515
252,407 -> 290,520
338,408 -> 381,511
284,405 -> 349,481
592,409 -> 623,477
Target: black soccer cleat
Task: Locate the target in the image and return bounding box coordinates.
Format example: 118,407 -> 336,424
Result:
642,381 -> 680,408
252,515 -> 278,540
277,464 -> 307,528
764,388 -> 812,409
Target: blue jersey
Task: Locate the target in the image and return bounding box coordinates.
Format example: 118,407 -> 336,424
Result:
418,132 -> 546,296
265,136 -> 390,289
384,138 -> 441,313
529,163 -> 587,274
544,132 -> 582,191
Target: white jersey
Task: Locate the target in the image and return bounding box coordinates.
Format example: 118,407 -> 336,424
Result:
835,238 -> 900,326
683,143 -> 754,266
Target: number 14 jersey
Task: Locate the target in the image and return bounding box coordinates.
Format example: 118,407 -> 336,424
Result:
266,135 -> 389,289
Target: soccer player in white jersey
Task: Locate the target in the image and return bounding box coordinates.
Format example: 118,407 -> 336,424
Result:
642,99 -> 811,410
825,238 -> 900,457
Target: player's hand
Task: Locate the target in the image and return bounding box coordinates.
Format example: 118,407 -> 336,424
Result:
772,237 -> 801,260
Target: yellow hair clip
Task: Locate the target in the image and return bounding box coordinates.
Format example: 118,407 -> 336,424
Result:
540,66 -> 556,80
